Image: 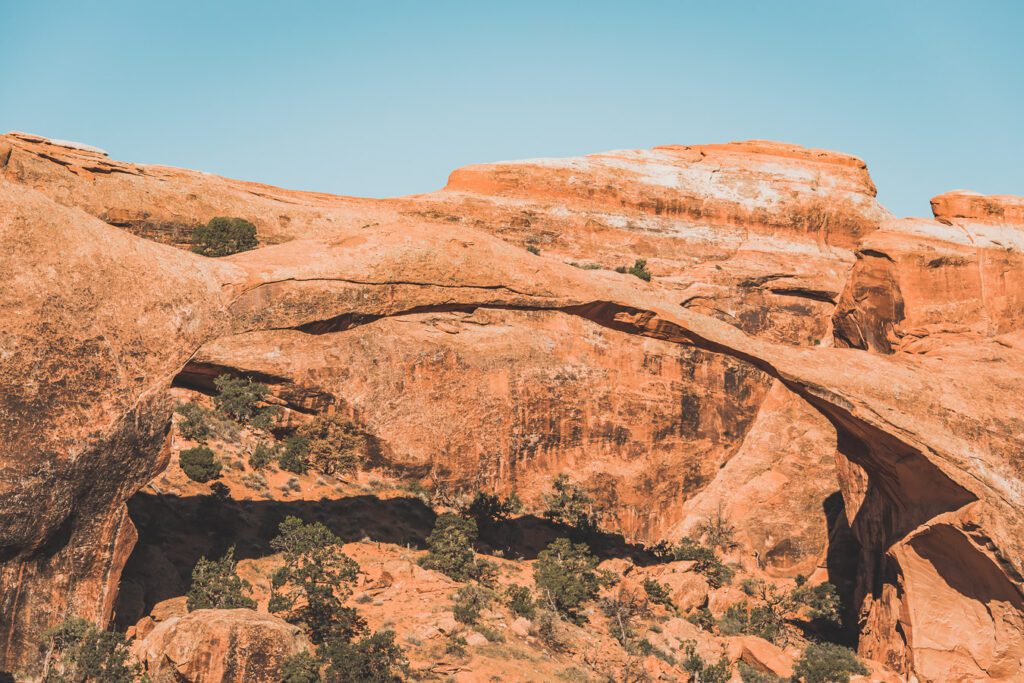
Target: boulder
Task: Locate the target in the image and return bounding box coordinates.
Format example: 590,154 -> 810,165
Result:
727,636 -> 794,679
132,609 -> 310,683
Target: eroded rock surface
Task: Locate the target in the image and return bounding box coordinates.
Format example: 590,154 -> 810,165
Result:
132,609 -> 310,682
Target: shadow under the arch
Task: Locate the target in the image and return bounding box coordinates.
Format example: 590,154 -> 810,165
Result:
114,490 -> 662,629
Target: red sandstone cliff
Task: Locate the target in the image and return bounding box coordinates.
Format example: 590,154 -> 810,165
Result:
1,132 -> 1022,681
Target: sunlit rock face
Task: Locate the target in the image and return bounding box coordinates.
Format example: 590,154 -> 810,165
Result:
2,132 -> 1023,681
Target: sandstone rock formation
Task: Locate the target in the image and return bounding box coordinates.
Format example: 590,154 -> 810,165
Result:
1,132 -> 1022,681
132,609 -> 310,682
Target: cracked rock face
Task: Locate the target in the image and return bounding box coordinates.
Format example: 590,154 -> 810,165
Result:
132,609 -> 310,683
1,132 -> 1023,680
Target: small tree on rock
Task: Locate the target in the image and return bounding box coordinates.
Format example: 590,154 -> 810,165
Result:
191,216 -> 258,257
287,414 -> 367,476
463,491 -> 522,528
534,537 -> 610,624
792,642 -> 867,683
543,475 -> 601,536
39,617 -> 141,683
269,517 -> 363,644
279,651 -> 321,683
186,545 -> 256,610
321,630 -> 408,683
179,446 -> 221,483
176,402 -> 212,442
212,374 -> 275,426
419,513 -> 480,581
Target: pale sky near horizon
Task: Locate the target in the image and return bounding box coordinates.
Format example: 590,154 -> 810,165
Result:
1,1 -> 1021,217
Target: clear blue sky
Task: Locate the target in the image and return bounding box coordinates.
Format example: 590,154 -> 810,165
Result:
1,1 -> 1021,217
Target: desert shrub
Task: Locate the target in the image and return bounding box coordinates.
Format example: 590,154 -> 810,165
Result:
213,374 -> 274,425
526,244 -> 541,255
695,508 -> 738,552
505,584 -> 536,619
789,581 -> 842,625
187,545 -> 255,610
289,414 -> 366,476
278,437 -> 310,475
615,258 -> 652,281
269,517 -> 363,644
179,446 -> 221,482
687,606 -> 716,631
176,402 -> 212,442
241,471 -> 268,490
642,577 -> 675,610
39,616 -> 141,683
463,491 -> 522,528
419,513 -> 480,581
279,651 -> 321,683
445,633 -> 468,657
600,587 -> 650,648
452,584 -> 492,625
250,441 -> 278,470
681,640 -> 731,683
191,216 -> 258,257
738,660 -> 782,682
792,642 -> 868,683
321,630 -> 408,683
534,537 -> 609,624
542,475 -> 601,536
670,536 -> 734,588
209,481 -> 231,502
718,601 -> 785,644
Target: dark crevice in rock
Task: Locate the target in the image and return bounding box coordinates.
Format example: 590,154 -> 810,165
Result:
768,287 -> 837,304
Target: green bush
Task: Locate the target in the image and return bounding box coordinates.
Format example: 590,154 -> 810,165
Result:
186,545 -> 256,610
792,642 -> 868,683
526,244 -> 541,255
39,617 -> 141,683
279,437 -> 310,474
533,537 -> 609,624
789,581 -> 842,625
321,630 -> 408,683
279,651 -> 321,683
681,640 -> 731,683
176,402 -> 212,442
419,513 -> 479,581
542,475 -> 601,536
599,587 -> 650,648
287,414 -> 366,476
687,606 -> 715,631
445,632 -> 468,657
250,441 -> 278,470
191,216 -> 258,257
717,601 -> 784,644
269,517 -> 363,644
463,491 -> 522,528
642,577 -> 675,610
738,660 -> 782,682
505,584 -> 536,619
695,508 -> 738,552
615,258 -> 652,281
179,446 -> 222,482
452,584 -> 492,625
212,375 -> 274,425
670,536 -> 734,588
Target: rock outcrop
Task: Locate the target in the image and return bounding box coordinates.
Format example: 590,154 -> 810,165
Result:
834,193 -> 1024,353
1,132 -> 1022,681
132,609 -> 310,682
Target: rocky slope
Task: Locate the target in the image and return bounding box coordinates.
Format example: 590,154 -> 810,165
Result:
1,132 -> 1022,681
